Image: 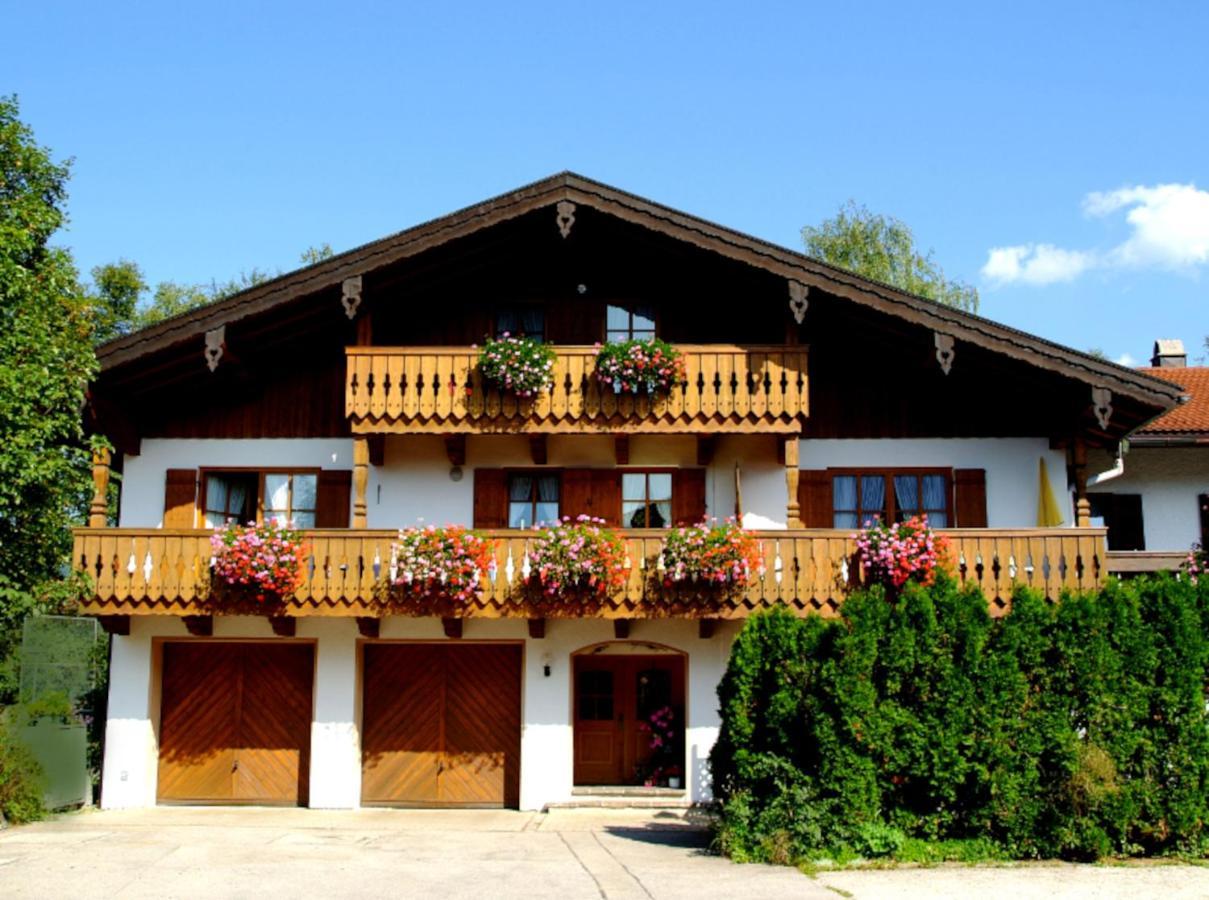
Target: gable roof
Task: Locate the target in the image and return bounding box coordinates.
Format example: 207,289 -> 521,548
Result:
1135,367 -> 1209,439
95,171 -> 1184,413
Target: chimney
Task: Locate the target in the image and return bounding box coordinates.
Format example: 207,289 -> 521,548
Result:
1151,339 -> 1186,368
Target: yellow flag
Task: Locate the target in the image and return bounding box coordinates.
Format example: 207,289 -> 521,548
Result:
1037,457 -> 1064,527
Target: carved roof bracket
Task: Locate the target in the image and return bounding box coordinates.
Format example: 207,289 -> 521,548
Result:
934,332 -> 955,375
341,275 -> 363,319
788,280 -> 809,323
556,201 -> 576,239
1092,386 -> 1113,430
204,324 -> 225,372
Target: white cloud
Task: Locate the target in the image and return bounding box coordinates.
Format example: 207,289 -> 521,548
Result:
981,244 -> 1095,286
1114,352 -> 1137,367
982,182 -> 1209,286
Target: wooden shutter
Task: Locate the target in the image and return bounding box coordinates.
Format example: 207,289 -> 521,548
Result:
163,469 -> 198,528
315,470 -> 352,528
671,469 -> 707,525
472,469 -> 508,529
591,470 -> 621,527
561,469 -> 594,520
797,469 -> 832,528
1198,494 -> 1208,548
954,469 -> 988,527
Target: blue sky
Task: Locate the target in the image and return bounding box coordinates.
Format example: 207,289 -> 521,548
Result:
5,1 -> 1207,364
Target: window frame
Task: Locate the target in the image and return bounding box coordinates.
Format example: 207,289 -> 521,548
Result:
505,468 -> 561,529
828,467 -> 953,529
620,467 -> 675,529
604,303 -> 659,343
198,467 -> 322,528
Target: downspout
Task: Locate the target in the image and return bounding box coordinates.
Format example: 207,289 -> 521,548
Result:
1087,441 -> 1126,487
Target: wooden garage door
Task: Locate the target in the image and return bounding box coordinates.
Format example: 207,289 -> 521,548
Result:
361,644 -> 521,808
157,643 -> 314,805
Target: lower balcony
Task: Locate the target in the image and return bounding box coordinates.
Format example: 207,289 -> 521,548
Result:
72,527 -> 1108,620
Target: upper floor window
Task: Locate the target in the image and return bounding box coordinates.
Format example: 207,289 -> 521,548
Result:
508,473 -> 559,528
496,306 -> 545,340
622,471 -> 672,528
201,470 -> 319,528
606,304 -> 656,343
832,470 -> 950,529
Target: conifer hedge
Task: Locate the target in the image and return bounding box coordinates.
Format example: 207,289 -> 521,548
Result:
710,574 -> 1209,862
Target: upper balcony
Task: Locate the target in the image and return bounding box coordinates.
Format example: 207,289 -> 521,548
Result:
344,344 -> 809,434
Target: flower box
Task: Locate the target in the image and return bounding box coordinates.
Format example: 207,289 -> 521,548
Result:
657,519 -> 762,606
477,333 -> 557,397
384,525 -> 496,614
593,338 -> 685,395
525,516 -> 628,613
209,521 -> 307,607
853,514 -> 948,591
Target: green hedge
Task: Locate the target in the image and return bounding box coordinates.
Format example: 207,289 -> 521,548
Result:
710,573 -> 1209,862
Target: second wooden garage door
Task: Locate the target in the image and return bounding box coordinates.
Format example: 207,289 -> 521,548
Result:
361,644 -> 521,808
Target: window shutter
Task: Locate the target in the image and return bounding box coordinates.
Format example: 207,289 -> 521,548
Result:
315,470 -> 353,528
561,469 -> 594,520
671,469 -> 707,526
163,469 -> 198,528
591,470 -> 622,527
797,470 -> 831,528
954,469 -> 988,527
1199,494 -> 1208,548
472,469 -> 509,529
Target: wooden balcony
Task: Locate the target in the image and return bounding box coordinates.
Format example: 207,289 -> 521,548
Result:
73,527 -> 1106,620
344,344 -> 809,434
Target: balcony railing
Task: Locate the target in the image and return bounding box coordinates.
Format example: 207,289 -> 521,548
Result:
344,344 -> 809,434
73,527 -> 1106,619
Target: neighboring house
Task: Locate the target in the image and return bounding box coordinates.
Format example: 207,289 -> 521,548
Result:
75,173 -> 1182,812
1090,340 -> 1208,573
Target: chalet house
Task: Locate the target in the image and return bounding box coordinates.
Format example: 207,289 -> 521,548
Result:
76,173 -> 1183,811
1089,340 -> 1208,572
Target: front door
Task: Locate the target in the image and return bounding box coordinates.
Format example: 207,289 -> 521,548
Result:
573,654 -> 685,786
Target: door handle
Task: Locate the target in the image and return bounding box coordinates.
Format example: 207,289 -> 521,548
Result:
232,760 -> 239,772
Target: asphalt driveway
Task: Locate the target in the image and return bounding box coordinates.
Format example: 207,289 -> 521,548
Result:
1,807 -> 1206,899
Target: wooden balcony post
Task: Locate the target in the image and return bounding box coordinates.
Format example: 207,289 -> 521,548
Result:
353,436 -> 369,528
1071,436 -> 1090,527
89,447 -> 112,527
784,437 -> 802,528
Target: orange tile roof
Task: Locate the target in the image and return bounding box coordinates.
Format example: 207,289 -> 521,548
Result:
1136,367 -> 1209,434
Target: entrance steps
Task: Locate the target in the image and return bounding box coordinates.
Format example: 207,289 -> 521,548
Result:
545,786 -> 694,809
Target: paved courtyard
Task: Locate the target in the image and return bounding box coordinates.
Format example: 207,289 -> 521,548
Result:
0,807 -> 1207,899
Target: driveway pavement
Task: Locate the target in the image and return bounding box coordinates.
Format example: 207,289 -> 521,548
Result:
0,807 -> 1206,899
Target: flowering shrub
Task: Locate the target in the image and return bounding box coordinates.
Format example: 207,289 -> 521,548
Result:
660,519 -> 763,587
389,525 -> 495,606
477,333 -> 557,397
527,516 -> 628,599
594,338 -> 685,394
639,706 -> 681,787
1182,543 -> 1206,586
853,515 -> 948,590
210,521 -> 306,602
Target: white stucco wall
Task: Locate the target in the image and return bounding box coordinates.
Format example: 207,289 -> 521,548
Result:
795,438 -> 1073,527
119,438 -> 356,527
1087,446 -> 1209,550
100,616 -> 736,811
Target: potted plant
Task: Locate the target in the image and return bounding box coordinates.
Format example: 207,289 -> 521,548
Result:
639,705 -> 681,787
593,338 -> 685,395
384,525 -> 496,614
209,521 -> 308,606
659,518 -> 763,590
477,332 -> 557,397
1182,542 -> 1206,585
852,514 -> 948,591
526,515 -> 628,613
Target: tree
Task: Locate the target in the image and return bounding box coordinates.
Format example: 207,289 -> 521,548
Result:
87,259 -> 146,342
802,201 -> 979,313
0,96 -> 98,702
299,243 -> 333,266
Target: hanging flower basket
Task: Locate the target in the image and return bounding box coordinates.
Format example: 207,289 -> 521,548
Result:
477,333 -> 557,397
593,338 -> 685,395
853,515 -> 948,591
383,525 -> 496,615
209,521 -> 307,609
525,516 -> 628,614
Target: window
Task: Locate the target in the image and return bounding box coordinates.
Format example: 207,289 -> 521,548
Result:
577,670 -> 614,721
264,472 -> 319,528
201,470 -> 318,528
1200,494 -> 1208,549
606,304 -> 656,343
496,306 -> 545,339
508,473 -> 559,528
832,470 -> 950,529
1089,493 -> 1145,551
202,472 -> 258,527
622,471 -> 672,528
